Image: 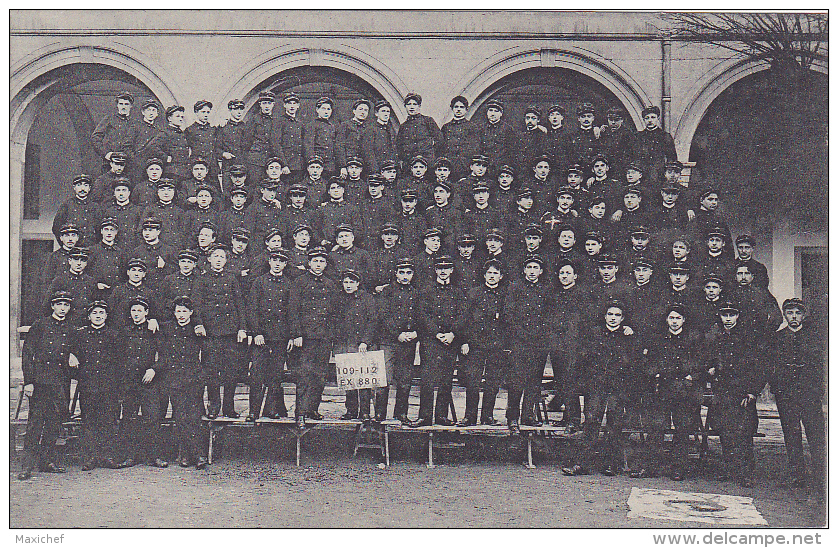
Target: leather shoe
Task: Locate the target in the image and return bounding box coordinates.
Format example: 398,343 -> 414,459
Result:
508,420 -> 521,435
179,457 -> 190,468
521,417 -> 543,427
118,458 -> 135,469
17,469 -> 32,481
306,412 -> 324,421
408,418 -> 432,428
435,417 -> 455,426
602,465 -> 616,476
195,457 -> 208,470
223,409 -> 240,419
99,458 -> 120,470
562,465 -> 588,476
457,418 -> 477,427
395,414 -> 411,425
206,410 -> 218,420
340,412 -> 358,420
245,414 -> 256,423
481,417 -> 500,426
39,462 -> 66,473
82,460 -> 97,471
152,458 -> 169,468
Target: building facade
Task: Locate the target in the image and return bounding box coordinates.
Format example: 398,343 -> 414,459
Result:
9,11 -> 828,371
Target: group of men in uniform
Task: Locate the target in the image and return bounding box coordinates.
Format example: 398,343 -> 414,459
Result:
20,90 -> 824,499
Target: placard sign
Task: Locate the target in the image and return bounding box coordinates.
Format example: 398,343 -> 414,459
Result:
334,350 -> 388,391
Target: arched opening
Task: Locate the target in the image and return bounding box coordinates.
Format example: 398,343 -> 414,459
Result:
469,67 -> 631,131
15,63 -> 163,328
244,65 -> 395,129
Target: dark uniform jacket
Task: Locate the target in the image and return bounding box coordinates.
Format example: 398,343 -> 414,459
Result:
43,270 -> 97,321
288,271 -> 341,341
158,320 -> 203,389
731,284 -> 782,339
245,197 -> 282,246
420,280 -> 468,343
274,113 -> 305,172
442,117 -> 481,178
104,202 -> 143,246
737,258 -> 770,290
396,114 -> 442,166
627,280 -> 663,339
286,246 -> 310,279
141,201 -> 188,249
579,324 -> 637,394
243,111 -> 276,169
425,202 -> 464,250
335,119 -> 367,170
465,205 -> 502,244
545,125 -> 571,172
52,197 -> 102,245
42,248 -> 71,289
771,324 -> 824,399
336,289 -> 379,348
378,281 -> 419,343
280,204 -> 320,245
158,271 -> 201,321
479,120 -> 518,171
318,200 -> 363,245
88,241 -> 127,291
216,119 -> 246,172
92,171 -> 121,204
359,195 -> 397,246
552,282 -> 591,350
503,277 -> 553,348
361,120 -> 398,174
132,119 -> 164,177
120,320 -> 158,387
646,327 -> 705,397
72,324 -> 120,393
706,323 -> 765,398
634,127 -> 677,183
599,125 -> 637,180
369,244 -> 403,290
518,127 -> 546,178
247,271 -> 292,342
193,269 -> 247,336
693,296 -> 725,336
226,250 -> 256,295
304,118 -> 338,173
92,113 -> 137,162
453,254 -> 481,293
157,124 -> 191,181
108,281 -> 161,330
568,128 -> 601,171
186,207 -> 220,244
132,181 -> 158,207
587,177 -> 625,216
218,207 -> 252,245
396,210 -> 428,257
128,240 -> 178,290
22,315 -> 74,386
328,246 -> 375,291
467,283 -> 507,350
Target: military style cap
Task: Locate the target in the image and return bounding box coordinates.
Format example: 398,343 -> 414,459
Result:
117,91 -> 135,103
109,152 -> 127,164
307,155 -> 324,167
352,99 -> 372,111
433,254 -> 455,268
400,188 -> 418,200
547,104 -> 566,116
485,98 -> 504,111
346,156 -> 364,168
661,182 -> 681,193
596,253 -> 619,266
229,164 -> 247,176
665,160 -> 684,171
73,174 -> 92,185
178,249 -> 199,262
100,217 -> 119,229
341,268 -> 362,282
335,223 -> 355,236
293,224 -> 313,236
374,99 -> 391,111
556,185 -> 576,199
403,92 -> 422,105
471,181 -> 490,193
165,105 -> 185,118
113,176 -> 132,189
156,178 -> 176,189
606,106 -> 625,119
605,298 -> 627,312
193,100 -> 213,111
259,179 -> 279,190
257,91 -> 275,103
380,222 -> 400,235
126,258 -> 148,271
630,225 -> 651,236
68,246 -> 90,260
450,95 -> 469,109
266,156 -> 283,166
483,258 -> 504,273
625,161 -> 644,173
172,295 -> 194,310
522,254 -> 545,268
367,174 -> 385,186
288,183 -> 308,195
665,302 -> 688,318
283,92 -> 300,103
517,186 -> 534,199
315,96 -> 334,108
50,290 -> 74,305
525,105 -> 542,118
632,256 -> 655,269
471,154 -> 490,166
557,223 -> 577,235
87,300 -> 108,313
623,186 -> 642,197
307,246 -> 329,260
486,228 -> 505,242
592,153 -> 609,166
699,186 -> 720,200
433,156 -> 452,170
524,223 -> 543,237
532,154 -> 553,168
146,157 -> 164,169
231,227 -> 251,241
668,262 -> 692,274
735,234 -> 756,246
199,221 -> 218,234
423,227 -> 442,240
556,256 -> 577,271
265,227 -> 283,241
141,217 -> 162,229
577,102 -> 595,115
433,180 -> 452,193
584,230 -> 604,243
703,272 -> 724,285
782,297 -> 806,312
498,164 -> 515,177
227,99 -> 245,110
566,164 -> 583,175
195,183 -> 214,195
328,176 -> 347,188
59,223 -> 80,235
642,105 -> 661,117
209,242 -> 229,254
379,160 -> 397,171
230,187 -> 249,198
707,225 -> 727,239
395,257 -> 415,270
718,300 -> 740,314
128,296 -> 151,310
269,248 -> 290,261
457,233 -> 477,245
409,155 -> 428,168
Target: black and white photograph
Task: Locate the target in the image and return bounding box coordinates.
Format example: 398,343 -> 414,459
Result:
7,8 -> 830,535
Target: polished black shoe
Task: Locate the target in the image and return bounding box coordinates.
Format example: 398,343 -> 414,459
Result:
395,414 -> 411,425
81,460 -> 97,472
457,417 -> 477,427
118,458 -> 136,469
99,458 -> 120,470
152,458 -> 169,468
670,470 -> 685,481
222,409 -> 240,419
340,412 -> 358,420
508,420 -> 521,435
179,457 -> 190,468
481,417 -> 500,426
521,417 -> 543,427
245,414 -> 257,423
295,416 -> 307,429
195,457 -> 208,470
306,412 -> 324,421
435,417 -> 455,426
39,462 -> 66,473
562,464 -> 589,476
408,418 -> 432,428
17,469 -> 33,481
602,465 -> 616,477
